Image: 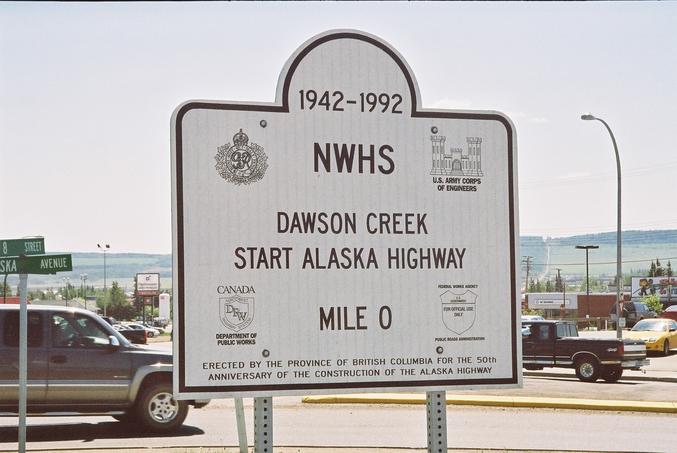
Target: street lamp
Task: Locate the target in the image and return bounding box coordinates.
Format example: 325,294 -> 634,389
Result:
62,277 -> 70,307
575,245 -> 599,320
80,273 -> 88,310
97,243 -> 110,315
581,113 -> 623,339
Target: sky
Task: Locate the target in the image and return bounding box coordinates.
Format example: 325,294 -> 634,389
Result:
1,2 -> 676,254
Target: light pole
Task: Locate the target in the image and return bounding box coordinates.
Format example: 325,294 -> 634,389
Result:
575,245 -> 599,321
581,113 -> 623,339
97,243 -> 110,315
80,273 -> 88,310
62,277 -> 70,307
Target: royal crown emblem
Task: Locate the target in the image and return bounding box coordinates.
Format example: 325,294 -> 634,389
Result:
215,129 -> 268,185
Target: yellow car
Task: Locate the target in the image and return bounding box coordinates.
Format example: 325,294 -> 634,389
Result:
624,318 -> 677,356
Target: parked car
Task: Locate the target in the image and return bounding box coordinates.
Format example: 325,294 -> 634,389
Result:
609,301 -> 657,327
111,323 -> 147,344
521,315 -> 544,322
662,305 -> 677,322
624,318 -> 677,356
144,322 -> 165,334
0,305 -> 207,432
522,320 -> 649,382
125,322 -> 160,338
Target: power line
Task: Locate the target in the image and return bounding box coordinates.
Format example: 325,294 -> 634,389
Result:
532,256 -> 677,267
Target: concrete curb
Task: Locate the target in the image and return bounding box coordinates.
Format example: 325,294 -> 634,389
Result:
303,393 -> 677,414
524,371 -> 677,383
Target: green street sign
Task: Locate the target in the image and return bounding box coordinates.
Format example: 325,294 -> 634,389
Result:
0,238 -> 45,258
0,254 -> 72,275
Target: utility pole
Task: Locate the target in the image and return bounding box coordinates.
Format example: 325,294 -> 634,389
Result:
522,256 -> 533,292
555,268 -> 566,319
576,245 -> 599,319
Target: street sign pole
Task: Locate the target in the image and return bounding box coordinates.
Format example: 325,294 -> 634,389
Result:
18,273 -> 28,453
234,397 -> 248,453
254,397 -> 273,453
426,391 -> 448,453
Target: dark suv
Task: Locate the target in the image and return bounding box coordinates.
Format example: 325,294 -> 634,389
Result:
0,305 -> 207,432
609,301 -> 658,327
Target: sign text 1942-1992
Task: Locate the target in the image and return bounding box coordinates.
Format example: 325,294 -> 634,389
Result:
299,90 -> 403,114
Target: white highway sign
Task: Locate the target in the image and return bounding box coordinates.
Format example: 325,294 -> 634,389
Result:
172,30 -> 520,398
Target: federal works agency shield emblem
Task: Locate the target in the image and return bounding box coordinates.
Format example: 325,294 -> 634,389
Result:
219,296 -> 254,332
215,129 -> 268,185
441,290 -> 477,335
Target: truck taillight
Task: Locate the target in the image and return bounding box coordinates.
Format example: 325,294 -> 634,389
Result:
619,343 -> 624,355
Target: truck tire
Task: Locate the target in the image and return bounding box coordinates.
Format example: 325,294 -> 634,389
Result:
663,340 -> 670,356
135,381 -> 188,433
601,366 -> 623,383
574,355 -> 600,382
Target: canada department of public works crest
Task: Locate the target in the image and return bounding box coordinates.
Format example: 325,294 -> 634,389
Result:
215,129 -> 268,185
441,290 -> 477,335
219,296 -> 254,332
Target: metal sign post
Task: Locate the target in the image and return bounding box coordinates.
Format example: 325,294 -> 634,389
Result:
253,397 -> 273,453
171,29 -> 520,450
18,273 -> 28,453
234,397 -> 248,453
426,391 -> 447,453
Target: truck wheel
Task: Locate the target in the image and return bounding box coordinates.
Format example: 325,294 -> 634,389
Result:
135,381 -> 188,433
574,356 -> 600,382
663,340 -> 670,356
601,366 -> 623,383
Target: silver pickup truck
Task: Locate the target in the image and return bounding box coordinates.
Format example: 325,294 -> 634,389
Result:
0,305 -> 208,432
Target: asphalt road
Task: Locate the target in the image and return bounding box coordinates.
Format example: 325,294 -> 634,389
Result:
1,397 -> 675,452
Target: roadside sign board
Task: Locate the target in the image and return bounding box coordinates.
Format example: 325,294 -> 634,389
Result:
0,238 -> 45,258
0,254 -> 72,275
136,272 -> 160,296
172,30 -> 520,398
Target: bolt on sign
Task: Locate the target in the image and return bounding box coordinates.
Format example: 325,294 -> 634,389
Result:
171,30 -> 520,398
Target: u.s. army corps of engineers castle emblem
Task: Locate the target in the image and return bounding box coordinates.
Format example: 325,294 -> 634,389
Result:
215,129 -> 268,185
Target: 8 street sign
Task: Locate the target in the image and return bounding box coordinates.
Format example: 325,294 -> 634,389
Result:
0,238 -> 45,258
172,30 -> 520,398
0,254 -> 72,275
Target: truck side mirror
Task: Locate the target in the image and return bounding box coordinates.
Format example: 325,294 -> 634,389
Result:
108,335 -> 121,349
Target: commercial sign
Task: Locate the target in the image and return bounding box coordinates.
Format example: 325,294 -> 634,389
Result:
136,273 -> 160,296
527,293 -> 578,310
0,254 -> 72,275
172,30 -> 519,398
0,238 -> 45,258
631,276 -> 677,301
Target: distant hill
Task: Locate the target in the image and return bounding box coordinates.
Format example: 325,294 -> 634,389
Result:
6,230 -> 677,290
527,230 -> 677,280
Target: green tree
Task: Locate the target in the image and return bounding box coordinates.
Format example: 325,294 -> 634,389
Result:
100,281 -> 137,320
545,279 -> 554,292
642,293 -> 663,315
1,282 -> 12,297
527,279 -> 536,293
554,273 -> 563,292
654,259 -> 664,277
